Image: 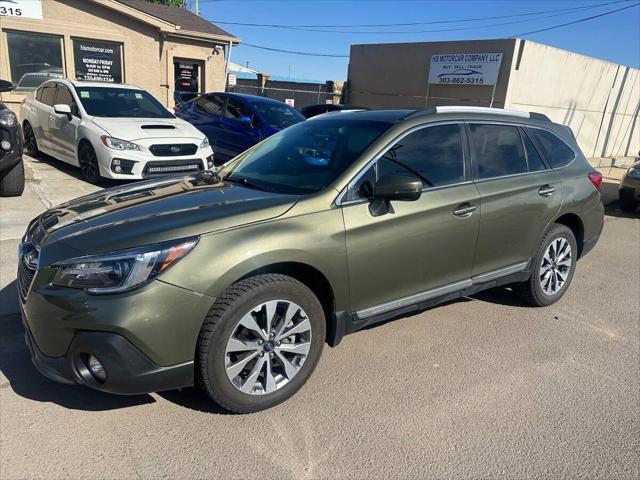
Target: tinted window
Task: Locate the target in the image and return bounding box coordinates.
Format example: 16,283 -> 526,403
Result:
75,87 -> 173,118
195,94 -> 224,115
226,97 -> 253,121
39,85 -> 57,106
528,128 -> 575,168
349,157 -> 421,201
469,124 -> 527,179
35,86 -> 44,102
379,124 -> 464,188
218,119 -> 392,194
7,32 -> 63,91
522,129 -> 546,171
247,100 -> 305,129
56,85 -> 80,117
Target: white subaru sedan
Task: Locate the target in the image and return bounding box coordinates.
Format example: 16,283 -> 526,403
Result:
21,80 -> 214,183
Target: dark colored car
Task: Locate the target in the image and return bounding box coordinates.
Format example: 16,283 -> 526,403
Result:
19,106 -> 604,413
300,103 -> 368,119
618,160 -> 640,212
175,92 -> 305,164
0,79 -> 24,196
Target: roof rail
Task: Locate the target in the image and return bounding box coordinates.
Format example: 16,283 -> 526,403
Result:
407,106 -> 550,121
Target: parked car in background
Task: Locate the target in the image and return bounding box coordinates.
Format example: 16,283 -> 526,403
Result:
175,92 -> 305,164
300,103 -> 368,119
19,107 -> 603,413
618,160 -> 640,212
0,79 -> 24,197
21,79 -> 214,183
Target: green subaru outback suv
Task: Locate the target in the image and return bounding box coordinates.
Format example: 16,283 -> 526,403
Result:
19,107 -> 604,413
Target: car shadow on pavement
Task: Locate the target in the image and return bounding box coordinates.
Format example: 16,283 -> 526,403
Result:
157,388 -> 232,415
0,281 -> 155,411
28,153 -> 123,189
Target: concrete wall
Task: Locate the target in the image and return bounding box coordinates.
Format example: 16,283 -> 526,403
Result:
347,39 -> 517,109
505,40 -> 639,158
0,0 -> 228,112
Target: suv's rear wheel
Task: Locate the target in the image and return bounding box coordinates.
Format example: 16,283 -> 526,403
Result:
517,223 -> 577,306
196,274 -> 325,413
0,160 -> 25,197
619,189 -> 639,212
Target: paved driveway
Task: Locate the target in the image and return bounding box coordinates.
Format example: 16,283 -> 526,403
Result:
1,156 -> 638,479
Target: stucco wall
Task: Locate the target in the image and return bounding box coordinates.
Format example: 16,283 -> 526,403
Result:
505,40 -> 639,158
347,39 -> 517,109
0,0 -> 228,112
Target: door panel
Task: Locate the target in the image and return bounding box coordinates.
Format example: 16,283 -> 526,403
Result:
343,183 -> 481,313
49,84 -> 79,163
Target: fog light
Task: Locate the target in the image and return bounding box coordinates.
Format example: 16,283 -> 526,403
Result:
87,355 -> 106,382
207,155 -> 214,169
0,140 -> 11,151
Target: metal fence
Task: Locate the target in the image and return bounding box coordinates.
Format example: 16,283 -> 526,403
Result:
227,81 -> 337,110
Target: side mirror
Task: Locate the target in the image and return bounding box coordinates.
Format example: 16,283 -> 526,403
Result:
373,174 -> 422,202
239,115 -> 252,126
0,79 -> 13,93
54,103 -> 72,120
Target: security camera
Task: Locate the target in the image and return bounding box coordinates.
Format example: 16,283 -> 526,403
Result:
213,45 -> 223,55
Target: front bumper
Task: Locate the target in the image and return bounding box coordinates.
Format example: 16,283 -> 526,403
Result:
619,175 -> 640,199
95,144 -> 214,180
23,318 -> 194,394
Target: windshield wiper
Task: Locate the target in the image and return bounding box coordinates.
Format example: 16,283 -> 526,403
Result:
224,175 -> 266,191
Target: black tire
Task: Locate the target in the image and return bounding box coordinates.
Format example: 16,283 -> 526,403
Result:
78,142 -> 101,184
196,274 -> 325,413
0,160 -> 25,197
22,121 -> 39,157
517,223 -> 578,307
619,190 -> 639,213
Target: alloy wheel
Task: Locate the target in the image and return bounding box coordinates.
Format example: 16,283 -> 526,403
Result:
24,124 -> 37,154
80,148 -> 98,180
224,300 -> 312,395
539,237 -> 572,296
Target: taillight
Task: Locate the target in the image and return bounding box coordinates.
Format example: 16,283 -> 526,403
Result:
588,171 -> 603,192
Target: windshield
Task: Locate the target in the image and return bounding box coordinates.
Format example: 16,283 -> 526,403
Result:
248,100 -> 305,129
219,118 -> 392,194
74,86 -> 174,118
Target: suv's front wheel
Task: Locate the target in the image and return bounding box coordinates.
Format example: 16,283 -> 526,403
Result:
196,274 -> 325,413
517,223 -> 578,306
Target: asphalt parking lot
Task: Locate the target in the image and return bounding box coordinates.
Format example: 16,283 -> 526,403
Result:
1,156 -> 638,479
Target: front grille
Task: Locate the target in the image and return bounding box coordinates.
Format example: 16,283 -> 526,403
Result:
142,160 -> 203,178
17,259 -> 35,303
149,143 -> 198,157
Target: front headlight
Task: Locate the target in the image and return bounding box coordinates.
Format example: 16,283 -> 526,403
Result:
0,111 -> 17,126
199,137 -> 210,149
52,237 -> 198,294
627,167 -> 640,179
100,136 -> 141,151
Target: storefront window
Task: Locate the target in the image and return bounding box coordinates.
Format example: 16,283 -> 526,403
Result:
7,31 -> 64,90
73,38 -> 123,83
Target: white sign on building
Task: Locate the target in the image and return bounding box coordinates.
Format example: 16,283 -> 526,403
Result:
428,53 -> 503,86
0,0 -> 43,19
227,74 -> 237,87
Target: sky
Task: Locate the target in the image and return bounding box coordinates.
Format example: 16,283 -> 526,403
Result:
192,0 -> 640,81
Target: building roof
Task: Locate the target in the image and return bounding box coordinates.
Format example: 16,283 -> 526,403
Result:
113,0 -> 238,41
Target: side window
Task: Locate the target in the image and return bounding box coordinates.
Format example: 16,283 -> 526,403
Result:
39,85 -> 58,106
346,124 -> 465,201
195,94 -> 224,115
521,129 -> 546,171
469,124 -> 527,179
527,128 -> 575,168
35,86 -> 44,102
55,85 -> 80,117
226,97 -> 253,122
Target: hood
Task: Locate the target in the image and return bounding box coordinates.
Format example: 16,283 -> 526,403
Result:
90,117 -> 204,141
35,176 -> 299,266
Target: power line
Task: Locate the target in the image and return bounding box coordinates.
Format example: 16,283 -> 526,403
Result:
240,2 -> 639,58
509,1 -> 639,36
203,0 -> 629,29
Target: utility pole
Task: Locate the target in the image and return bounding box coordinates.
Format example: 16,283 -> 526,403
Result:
195,0 -> 199,15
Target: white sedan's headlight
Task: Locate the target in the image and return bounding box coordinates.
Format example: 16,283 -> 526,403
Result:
199,137 -> 210,149
627,167 -> 640,179
52,237 -> 198,294
100,135 -> 142,151
0,111 -> 17,126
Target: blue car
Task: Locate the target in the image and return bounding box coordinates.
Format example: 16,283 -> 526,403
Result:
175,93 -> 305,165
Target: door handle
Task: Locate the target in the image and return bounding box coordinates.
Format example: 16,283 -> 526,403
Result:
538,185 -> 556,197
453,203 -> 477,217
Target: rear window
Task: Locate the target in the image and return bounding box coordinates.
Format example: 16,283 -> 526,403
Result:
527,128 -> 575,168
469,124 -> 527,179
